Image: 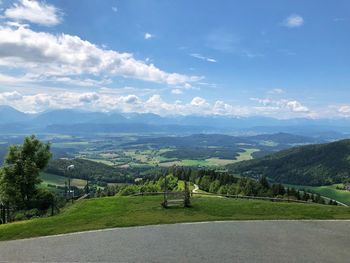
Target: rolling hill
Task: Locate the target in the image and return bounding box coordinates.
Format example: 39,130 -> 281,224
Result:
45,158 -> 131,183
230,139 -> 350,186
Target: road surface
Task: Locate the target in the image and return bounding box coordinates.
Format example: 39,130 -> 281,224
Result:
0,220 -> 349,262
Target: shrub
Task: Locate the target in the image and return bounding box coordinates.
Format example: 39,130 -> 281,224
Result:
31,189 -> 55,211
119,185 -> 140,196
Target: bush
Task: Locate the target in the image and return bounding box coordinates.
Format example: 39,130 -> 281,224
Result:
13,211 -> 26,221
31,189 -> 55,211
119,185 -> 140,196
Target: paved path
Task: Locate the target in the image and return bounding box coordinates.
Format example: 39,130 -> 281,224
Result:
192,184 -> 199,193
0,220 -> 349,263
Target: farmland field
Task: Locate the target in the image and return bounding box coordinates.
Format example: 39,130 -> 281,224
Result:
287,184 -> 350,206
40,172 -> 87,188
0,133 -> 318,171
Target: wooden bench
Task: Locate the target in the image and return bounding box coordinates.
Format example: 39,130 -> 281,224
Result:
161,195 -> 185,208
166,199 -> 184,207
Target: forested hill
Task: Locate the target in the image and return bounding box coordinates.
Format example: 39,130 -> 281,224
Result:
45,159 -> 131,183
230,139 -> 350,186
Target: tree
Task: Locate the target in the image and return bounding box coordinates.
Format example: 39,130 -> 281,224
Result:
209,180 -> 221,193
259,176 -> 270,189
184,180 -> 191,207
0,135 -> 52,209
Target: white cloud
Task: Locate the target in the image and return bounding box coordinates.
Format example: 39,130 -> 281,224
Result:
144,32 -> 153,40
121,94 -> 140,104
0,91 -> 23,101
0,89 -> 319,118
79,92 -> 99,103
190,53 -> 217,63
251,97 -> 309,113
0,24 -> 200,86
283,14 -> 304,28
338,105 -> 350,114
4,0 -> 62,26
285,100 -> 309,112
112,6 -> 118,12
171,89 -> 183,95
190,96 -> 208,107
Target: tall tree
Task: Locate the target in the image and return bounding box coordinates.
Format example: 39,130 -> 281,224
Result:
184,180 -> 191,207
0,135 -> 52,209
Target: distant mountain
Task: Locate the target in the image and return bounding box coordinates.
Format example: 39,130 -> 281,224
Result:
0,105 -> 28,123
230,139 -> 350,186
0,105 -> 349,138
44,123 -> 215,134
32,109 -> 114,125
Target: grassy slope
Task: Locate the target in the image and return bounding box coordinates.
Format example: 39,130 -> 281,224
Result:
40,172 -> 87,188
1,195 -> 350,241
287,184 -> 350,206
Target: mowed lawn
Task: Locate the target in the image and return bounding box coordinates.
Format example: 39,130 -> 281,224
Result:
1,195 -> 350,241
287,184 -> 350,206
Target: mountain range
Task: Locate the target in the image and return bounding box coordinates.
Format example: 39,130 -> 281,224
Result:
1,105 -> 350,138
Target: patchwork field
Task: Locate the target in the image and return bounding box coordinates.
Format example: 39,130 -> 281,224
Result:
287,184 -> 350,206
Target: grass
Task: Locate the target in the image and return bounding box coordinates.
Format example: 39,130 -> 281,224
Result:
287,184 -> 350,206
234,148 -> 259,162
176,180 -> 194,191
40,172 -> 87,188
83,158 -> 115,166
1,195 -> 350,241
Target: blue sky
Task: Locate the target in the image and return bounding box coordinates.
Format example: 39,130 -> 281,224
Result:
0,0 -> 349,118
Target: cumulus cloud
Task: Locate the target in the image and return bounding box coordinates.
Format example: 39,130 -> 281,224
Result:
4,0 -> 62,26
0,24 -> 200,85
338,105 -> 350,116
285,100 -> 309,112
79,92 -> 99,103
190,96 -> 208,107
121,94 -> 140,104
0,91 -> 23,101
283,14 -> 304,28
0,89 -> 318,118
0,90 -> 240,116
190,53 -> 217,63
251,97 -> 309,113
144,32 -> 153,40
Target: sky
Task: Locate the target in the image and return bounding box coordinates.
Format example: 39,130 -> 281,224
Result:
0,0 -> 349,119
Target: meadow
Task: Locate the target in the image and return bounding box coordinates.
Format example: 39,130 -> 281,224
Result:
40,172 -> 87,188
1,195 -> 350,241
287,184 -> 350,206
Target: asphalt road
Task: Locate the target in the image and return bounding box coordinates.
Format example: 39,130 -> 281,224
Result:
0,220 -> 349,263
